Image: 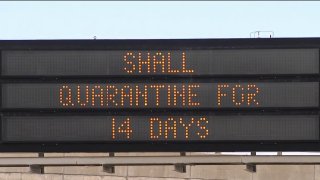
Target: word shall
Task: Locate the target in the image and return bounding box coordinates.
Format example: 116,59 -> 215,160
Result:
123,52 -> 194,74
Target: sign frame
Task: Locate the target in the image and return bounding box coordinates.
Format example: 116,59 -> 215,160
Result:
1,38 -> 320,152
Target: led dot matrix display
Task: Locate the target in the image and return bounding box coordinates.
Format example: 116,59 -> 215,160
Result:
1,38 -> 320,152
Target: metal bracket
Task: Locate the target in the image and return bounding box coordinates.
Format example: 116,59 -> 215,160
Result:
246,164 -> 256,173
174,152 -> 186,173
250,31 -> 274,38
30,153 -> 44,174
30,165 -> 44,174
102,152 -> 115,174
245,152 -> 257,173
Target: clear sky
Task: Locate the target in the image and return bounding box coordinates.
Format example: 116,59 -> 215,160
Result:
1,1 -> 320,40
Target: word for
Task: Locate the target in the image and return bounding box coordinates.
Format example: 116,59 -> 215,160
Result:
217,84 -> 260,106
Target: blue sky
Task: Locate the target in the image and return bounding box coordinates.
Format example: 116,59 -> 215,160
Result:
1,1 -> 320,39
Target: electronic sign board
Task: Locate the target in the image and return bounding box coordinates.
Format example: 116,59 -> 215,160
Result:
1,38 -> 320,152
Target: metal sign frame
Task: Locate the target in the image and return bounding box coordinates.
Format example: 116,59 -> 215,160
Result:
1,38 -> 320,152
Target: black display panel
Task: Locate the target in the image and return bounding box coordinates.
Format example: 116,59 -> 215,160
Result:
2,115 -> 318,142
1,82 -> 318,109
1,49 -> 319,76
2,38 -> 320,152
